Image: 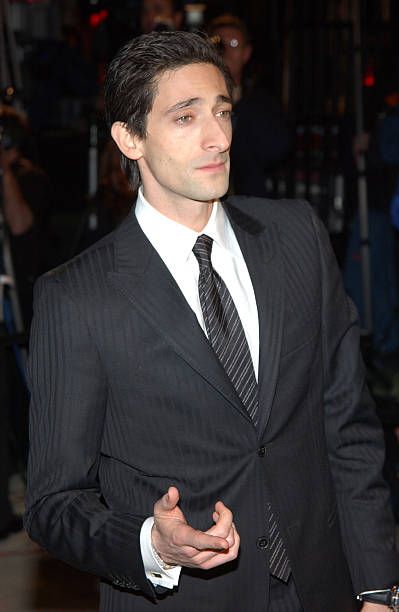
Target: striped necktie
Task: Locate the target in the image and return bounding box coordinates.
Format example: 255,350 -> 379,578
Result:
193,234 -> 258,423
192,234 -> 291,582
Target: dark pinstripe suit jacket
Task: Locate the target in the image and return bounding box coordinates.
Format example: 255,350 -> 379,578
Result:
25,197 -> 399,612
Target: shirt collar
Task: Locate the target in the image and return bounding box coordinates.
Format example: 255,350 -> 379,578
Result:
135,188 -> 238,267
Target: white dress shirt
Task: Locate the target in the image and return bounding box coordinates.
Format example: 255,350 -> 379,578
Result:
135,188 -> 259,588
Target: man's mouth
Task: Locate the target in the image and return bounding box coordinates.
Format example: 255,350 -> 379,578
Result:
197,160 -> 227,172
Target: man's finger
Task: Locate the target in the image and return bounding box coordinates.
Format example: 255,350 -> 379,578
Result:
173,523 -> 229,552
155,486 -> 180,513
207,502 -> 233,539
186,523 -> 240,569
208,521 -> 236,546
214,501 -> 233,525
200,529 -> 241,570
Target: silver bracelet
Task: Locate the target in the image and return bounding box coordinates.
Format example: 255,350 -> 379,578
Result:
151,542 -> 177,571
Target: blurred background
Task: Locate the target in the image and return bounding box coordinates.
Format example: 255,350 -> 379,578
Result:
1,0 -> 399,609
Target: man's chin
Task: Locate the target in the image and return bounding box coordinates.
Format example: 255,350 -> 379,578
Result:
195,191 -> 228,205
195,179 -> 229,203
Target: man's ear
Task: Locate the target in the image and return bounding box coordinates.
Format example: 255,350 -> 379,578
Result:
111,122 -> 143,161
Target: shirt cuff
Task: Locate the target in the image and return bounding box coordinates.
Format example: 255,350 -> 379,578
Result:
140,516 -> 182,589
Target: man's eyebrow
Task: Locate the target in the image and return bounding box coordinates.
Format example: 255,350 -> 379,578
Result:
165,97 -> 201,114
217,94 -> 233,105
165,94 -> 233,114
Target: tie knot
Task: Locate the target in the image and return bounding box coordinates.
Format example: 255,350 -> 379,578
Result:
193,234 -> 213,271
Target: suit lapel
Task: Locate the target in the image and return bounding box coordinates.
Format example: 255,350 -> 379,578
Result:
108,200 -> 285,433
108,209 -> 251,423
225,203 -> 285,437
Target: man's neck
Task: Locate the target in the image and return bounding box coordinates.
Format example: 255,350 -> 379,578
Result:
140,189 -> 215,232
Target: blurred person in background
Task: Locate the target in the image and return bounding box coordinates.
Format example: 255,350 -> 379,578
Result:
0,105 -> 54,327
27,25 -> 98,130
350,83 -> 399,520
207,14 -> 293,197
0,105 -> 53,540
140,0 -> 183,33
74,139 -> 135,253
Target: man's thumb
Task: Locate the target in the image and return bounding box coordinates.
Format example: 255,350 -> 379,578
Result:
163,486 -> 179,510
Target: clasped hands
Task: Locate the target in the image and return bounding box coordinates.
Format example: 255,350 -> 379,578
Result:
151,486 -> 240,570
152,488 -> 390,612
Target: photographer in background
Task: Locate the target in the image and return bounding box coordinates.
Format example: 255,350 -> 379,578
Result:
74,139 -> 135,253
140,0 -> 183,33
207,14 -> 293,197
0,105 -> 54,328
0,105 -> 53,540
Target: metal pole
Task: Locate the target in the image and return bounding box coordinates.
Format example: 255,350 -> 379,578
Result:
352,0 -> 373,334
0,0 -> 11,92
88,122 -> 98,197
3,0 -> 22,92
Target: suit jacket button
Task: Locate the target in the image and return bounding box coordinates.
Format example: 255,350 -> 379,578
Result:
258,446 -> 266,457
257,536 -> 268,549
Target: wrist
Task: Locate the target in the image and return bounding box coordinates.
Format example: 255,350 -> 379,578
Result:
358,586 -> 399,610
151,525 -> 176,570
151,542 -> 177,571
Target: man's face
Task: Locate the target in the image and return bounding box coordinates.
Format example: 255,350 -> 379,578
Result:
140,0 -> 182,33
132,63 -> 232,214
212,26 -> 251,85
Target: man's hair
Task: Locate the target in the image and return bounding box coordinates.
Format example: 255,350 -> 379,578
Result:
104,30 -> 233,190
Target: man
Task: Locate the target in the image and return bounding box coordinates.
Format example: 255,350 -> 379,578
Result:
0,105 -> 53,327
207,13 -> 253,104
74,139 -> 135,253
0,105 -> 53,540
140,0 -> 183,33
25,31 -> 398,611
207,14 -> 292,197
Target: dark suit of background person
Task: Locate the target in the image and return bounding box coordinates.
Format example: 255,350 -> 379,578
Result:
24,190 -> 399,610
231,89 -> 293,197
206,14 -> 293,198
0,105 -> 53,540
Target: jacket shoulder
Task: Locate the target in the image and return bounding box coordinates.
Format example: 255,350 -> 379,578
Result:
34,230 -> 116,302
226,196 -> 316,235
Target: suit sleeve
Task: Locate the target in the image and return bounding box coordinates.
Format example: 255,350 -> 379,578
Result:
311,211 -> 399,592
24,274 -> 155,597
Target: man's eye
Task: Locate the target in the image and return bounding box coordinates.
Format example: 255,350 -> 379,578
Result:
217,109 -> 232,119
176,115 -> 192,124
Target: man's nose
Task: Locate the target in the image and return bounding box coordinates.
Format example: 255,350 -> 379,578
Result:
202,115 -> 231,152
